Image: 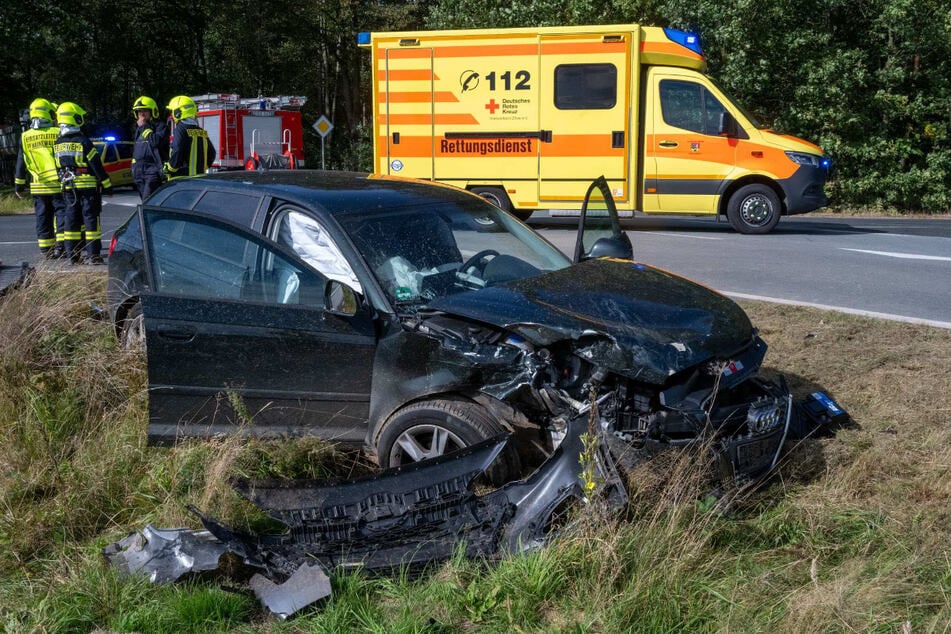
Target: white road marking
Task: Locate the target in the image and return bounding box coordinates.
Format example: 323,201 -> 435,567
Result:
648,232 -> 724,241
840,248 -> 951,262
0,241 -> 34,246
724,291 -> 951,330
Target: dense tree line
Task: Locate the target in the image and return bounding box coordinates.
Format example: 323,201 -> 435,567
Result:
2,0 -> 948,211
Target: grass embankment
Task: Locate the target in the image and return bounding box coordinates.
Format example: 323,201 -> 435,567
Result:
0,187 -> 32,215
0,272 -> 948,632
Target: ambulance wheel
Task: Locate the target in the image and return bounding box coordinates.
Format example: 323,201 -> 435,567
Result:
726,184 -> 781,234
376,398 -> 521,486
470,186 -> 529,224
471,186 -> 511,211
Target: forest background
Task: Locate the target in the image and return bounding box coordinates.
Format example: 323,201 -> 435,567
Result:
2,0 -> 948,213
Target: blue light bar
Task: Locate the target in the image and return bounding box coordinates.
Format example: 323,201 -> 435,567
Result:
104,135 -> 117,141
357,32 -> 371,45
663,27 -> 703,56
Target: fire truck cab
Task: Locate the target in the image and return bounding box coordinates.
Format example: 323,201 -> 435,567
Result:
192,94 -> 307,171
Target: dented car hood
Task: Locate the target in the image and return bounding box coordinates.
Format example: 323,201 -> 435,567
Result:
426,258 -> 753,384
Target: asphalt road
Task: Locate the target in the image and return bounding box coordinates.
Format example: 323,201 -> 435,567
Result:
531,213 -> 951,328
2,192 -> 949,328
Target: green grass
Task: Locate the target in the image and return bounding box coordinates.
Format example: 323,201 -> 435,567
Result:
0,187 -> 32,214
0,272 -> 949,632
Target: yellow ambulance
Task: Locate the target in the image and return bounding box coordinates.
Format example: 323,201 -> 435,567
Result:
359,24 -> 830,233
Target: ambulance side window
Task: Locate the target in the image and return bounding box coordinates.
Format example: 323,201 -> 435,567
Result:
659,80 -> 727,136
99,143 -> 117,163
554,64 -> 617,110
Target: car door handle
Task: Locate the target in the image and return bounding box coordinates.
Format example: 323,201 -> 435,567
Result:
156,326 -> 196,342
658,140 -> 679,148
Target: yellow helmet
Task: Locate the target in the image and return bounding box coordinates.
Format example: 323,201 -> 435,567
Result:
56,102 -> 87,127
132,95 -> 159,118
166,95 -> 197,122
29,98 -> 55,121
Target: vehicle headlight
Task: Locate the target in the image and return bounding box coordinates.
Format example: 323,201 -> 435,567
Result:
785,151 -> 825,168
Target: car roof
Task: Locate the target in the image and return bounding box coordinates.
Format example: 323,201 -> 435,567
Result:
159,170 -> 481,216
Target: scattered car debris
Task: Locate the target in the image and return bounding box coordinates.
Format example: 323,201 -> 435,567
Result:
104,386 -> 847,617
102,525 -> 230,584
249,562 -> 332,620
105,411 -> 627,617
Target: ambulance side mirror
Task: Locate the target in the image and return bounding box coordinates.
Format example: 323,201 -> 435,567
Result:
718,112 -> 740,138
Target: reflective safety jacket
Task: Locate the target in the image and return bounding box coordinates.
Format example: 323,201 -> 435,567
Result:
165,120 -> 216,179
132,120 -> 169,180
14,125 -> 61,195
53,130 -> 112,190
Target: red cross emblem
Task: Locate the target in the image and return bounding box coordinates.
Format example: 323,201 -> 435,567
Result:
485,99 -> 500,114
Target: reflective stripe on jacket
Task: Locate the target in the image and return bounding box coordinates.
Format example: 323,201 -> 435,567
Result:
14,126 -> 61,195
165,122 -> 216,179
54,132 -> 112,190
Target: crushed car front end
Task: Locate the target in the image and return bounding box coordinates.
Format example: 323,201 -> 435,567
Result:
391,256 -> 797,485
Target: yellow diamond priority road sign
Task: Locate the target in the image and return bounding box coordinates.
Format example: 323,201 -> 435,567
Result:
313,115 -> 333,138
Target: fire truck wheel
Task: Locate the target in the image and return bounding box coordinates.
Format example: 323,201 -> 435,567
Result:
726,184 -> 782,234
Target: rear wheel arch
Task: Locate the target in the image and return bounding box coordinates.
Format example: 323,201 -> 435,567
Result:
468,185 -> 532,222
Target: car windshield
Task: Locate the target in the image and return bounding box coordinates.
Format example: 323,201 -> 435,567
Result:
334,198 -> 571,308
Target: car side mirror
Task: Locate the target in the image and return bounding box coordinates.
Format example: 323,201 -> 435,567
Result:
325,279 -> 358,316
574,176 -> 633,263
718,112 -> 739,137
586,235 -> 633,261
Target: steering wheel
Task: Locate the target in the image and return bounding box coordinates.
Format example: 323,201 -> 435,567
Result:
458,249 -> 499,279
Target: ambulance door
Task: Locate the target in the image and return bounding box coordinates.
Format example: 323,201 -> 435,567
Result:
538,34 -> 631,204
382,47 -> 434,179
642,67 -> 738,213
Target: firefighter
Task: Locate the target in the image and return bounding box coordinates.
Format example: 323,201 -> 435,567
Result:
164,95 -> 215,179
53,102 -> 111,264
131,95 -> 169,200
13,98 -> 66,258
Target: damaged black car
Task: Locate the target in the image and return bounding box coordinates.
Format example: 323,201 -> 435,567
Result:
107,171 -> 808,485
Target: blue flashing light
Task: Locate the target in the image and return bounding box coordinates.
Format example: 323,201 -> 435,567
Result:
663,27 -> 703,56
821,158 -> 832,169
103,135 -> 117,141
357,32 -> 371,45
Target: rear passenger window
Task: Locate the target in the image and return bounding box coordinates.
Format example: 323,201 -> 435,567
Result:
194,191 -> 261,226
554,64 -> 617,110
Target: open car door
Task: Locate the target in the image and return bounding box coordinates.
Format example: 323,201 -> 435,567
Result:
573,176 -> 633,263
138,206 -> 376,445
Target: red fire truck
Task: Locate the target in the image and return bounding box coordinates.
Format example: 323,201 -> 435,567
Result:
191,94 -> 307,170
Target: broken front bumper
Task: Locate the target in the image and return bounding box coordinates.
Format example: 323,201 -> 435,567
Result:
105,413 -> 627,617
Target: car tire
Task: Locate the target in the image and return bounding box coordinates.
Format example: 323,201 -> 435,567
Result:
120,302 -> 146,352
377,398 -> 521,485
726,184 -> 782,234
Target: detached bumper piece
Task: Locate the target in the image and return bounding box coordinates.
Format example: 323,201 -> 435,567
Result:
104,416 -> 627,618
